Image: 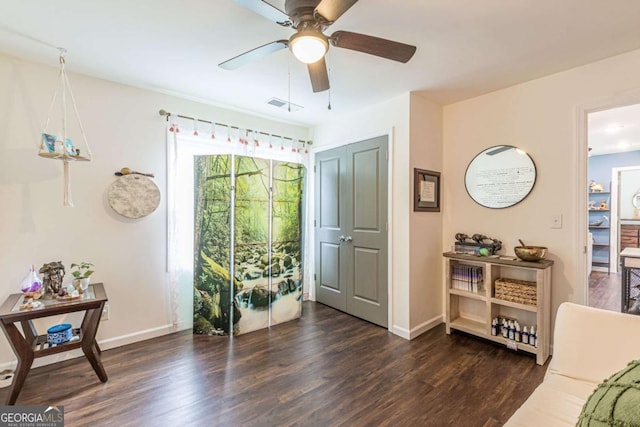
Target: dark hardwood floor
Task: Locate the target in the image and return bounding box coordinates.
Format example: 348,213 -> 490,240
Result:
1,302 -> 547,426
589,271 -> 621,312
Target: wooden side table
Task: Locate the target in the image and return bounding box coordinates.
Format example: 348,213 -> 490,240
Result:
0,283 -> 109,405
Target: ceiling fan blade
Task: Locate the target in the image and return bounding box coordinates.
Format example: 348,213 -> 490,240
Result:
234,0 -> 292,26
331,30 -> 416,63
219,40 -> 288,70
308,57 -> 330,93
315,0 -> 358,23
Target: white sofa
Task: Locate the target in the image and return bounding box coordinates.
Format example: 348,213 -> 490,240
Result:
506,302 -> 640,426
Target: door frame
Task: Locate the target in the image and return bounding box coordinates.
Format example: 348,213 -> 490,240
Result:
308,128 -> 395,330
576,89 -> 640,307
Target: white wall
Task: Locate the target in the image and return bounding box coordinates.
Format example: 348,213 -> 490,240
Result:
0,53 -> 308,368
409,93 -> 443,333
443,48 -> 640,332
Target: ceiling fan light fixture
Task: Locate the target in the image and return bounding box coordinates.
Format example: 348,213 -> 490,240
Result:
289,30 -> 328,64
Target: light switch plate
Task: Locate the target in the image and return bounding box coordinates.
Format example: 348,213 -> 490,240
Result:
550,214 -> 563,229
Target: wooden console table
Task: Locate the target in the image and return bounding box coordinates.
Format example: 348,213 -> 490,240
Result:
0,282 -> 108,405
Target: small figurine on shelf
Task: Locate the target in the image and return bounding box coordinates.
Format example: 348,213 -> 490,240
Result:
589,181 -> 604,193
600,200 -> 608,210
589,200 -> 597,210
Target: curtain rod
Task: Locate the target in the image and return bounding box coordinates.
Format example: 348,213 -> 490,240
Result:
158,109 -> 312,145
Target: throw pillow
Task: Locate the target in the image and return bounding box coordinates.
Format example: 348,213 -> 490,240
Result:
576,359 -> 640,426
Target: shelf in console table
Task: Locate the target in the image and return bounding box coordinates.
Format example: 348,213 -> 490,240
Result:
443,252 -> 553,365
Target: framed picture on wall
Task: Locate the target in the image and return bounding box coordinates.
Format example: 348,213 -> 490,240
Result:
414,168 -> 441,212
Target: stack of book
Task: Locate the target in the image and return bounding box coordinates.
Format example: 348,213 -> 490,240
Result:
451,264 -> 484,293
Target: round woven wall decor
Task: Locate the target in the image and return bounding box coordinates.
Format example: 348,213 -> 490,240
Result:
108,174 -> 160,219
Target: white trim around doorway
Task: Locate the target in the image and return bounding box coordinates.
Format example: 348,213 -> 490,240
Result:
576,88 -> 640,307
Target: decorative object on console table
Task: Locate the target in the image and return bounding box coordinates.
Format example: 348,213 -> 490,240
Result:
38,261 -> 65,296
413,168 -> 440,212
514,239 -> 548,262
443,252 -> 552,365
46,323 -> 73,346
20,265 -> 42,295
588,188 -> 611,274
453,232 -> 502,255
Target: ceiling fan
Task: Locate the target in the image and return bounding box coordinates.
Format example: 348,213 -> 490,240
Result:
219,0 -> 417,93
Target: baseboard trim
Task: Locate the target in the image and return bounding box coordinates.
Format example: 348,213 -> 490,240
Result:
409,315 -> 444,339
390,315 -> 444,340
389,325 -> 411,340
98,323 -> 185,350
0,322 -> 187,371
0,360 -> 16,373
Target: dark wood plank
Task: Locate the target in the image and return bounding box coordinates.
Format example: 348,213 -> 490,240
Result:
0,302 -> 546,426
589,271 -> 621,311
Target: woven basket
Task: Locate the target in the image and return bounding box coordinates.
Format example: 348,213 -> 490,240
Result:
495,278 -> 537,306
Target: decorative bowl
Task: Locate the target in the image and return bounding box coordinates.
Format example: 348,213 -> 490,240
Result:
589,220 -> 604,226
47,323 -> 73,346
514,245 -> 548,262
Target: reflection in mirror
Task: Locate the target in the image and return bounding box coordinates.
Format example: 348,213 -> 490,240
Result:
633,192 -> 640,209
464,145 -> 537,209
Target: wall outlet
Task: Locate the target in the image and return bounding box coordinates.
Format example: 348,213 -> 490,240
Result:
550,214 -> 563,229
102,303 -> 110,321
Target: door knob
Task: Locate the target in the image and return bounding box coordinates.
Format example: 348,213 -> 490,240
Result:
346,236 -> 353,243
339,235 -> 346,242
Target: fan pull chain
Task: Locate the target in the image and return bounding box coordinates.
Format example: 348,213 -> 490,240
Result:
328,65 -> 332,110
287,55 -> 292,113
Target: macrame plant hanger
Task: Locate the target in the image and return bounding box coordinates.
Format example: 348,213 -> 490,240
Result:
39,48 -> 92,207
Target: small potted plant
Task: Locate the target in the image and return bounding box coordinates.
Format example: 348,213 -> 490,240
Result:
70,262 -> 94,292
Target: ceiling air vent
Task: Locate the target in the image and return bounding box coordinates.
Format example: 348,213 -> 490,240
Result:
266,97 -> 303,112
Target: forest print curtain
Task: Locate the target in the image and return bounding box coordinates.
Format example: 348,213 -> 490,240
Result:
193,154 -> 305,336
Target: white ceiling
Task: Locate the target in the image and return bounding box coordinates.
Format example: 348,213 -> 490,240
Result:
589,104 -> 640,156
2,1 -> 640,126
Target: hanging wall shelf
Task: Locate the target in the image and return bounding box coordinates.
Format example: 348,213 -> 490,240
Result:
38,49 -> 92,206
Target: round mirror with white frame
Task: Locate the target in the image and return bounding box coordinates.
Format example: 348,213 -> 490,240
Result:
464,145 -> 537,209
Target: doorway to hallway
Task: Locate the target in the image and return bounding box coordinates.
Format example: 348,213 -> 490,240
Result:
587,103 -> 640,312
